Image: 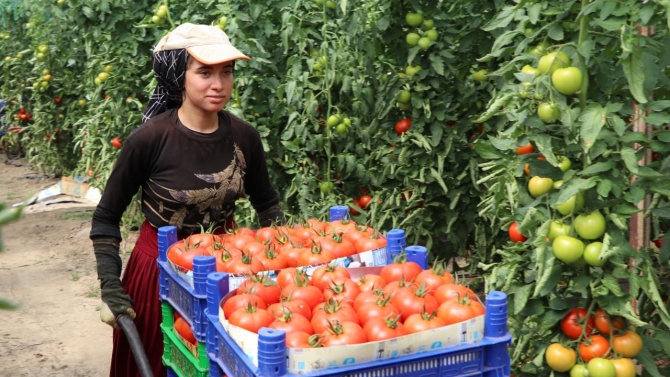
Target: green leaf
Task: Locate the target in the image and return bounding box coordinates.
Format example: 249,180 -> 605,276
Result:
580,161 -> 614,176
597,179 -> 613,197
555,177 -> 598,205
601,275 -> 626,297
622,50 -> 648,104
472,93 -> 515,123
511,284 -> 533,315
579,103 -> 607,152
637,346 -> 663,377
489,31 -> 522,57
609,115 -> 627,136
528,4 -> 541,24
489,137 -> 516,151
430,123 -> 443,147
0,297 -> 19,310
547,23 -> 564,41
594,17 -> 626,31
429,54 -> 445,76
620,147 -> 640,174
639,4 -> 656,25
475,142 -> 505,160
577,40 -> 595,62
644,112 -> 670,126
647,100 -> 670,111
482,7 -> 515,31
430,168 -> 448,194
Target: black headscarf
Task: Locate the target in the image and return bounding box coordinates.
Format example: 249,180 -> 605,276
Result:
141,49 -> 189,123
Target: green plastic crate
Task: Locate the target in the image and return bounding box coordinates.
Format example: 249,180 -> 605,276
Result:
161,302 -> 209,377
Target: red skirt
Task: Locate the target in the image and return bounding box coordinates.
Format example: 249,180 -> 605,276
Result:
110,220 -> 232,377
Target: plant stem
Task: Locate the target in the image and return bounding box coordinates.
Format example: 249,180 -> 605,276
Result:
577,0 -> 589,111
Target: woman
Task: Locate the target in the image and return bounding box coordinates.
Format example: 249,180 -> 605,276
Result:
90,23 -> 284,376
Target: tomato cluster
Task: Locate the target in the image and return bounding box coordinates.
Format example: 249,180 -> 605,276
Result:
15,108 -> 32,121
222,257 -> 485,348
166,218 -> 387,274
546,307 -> 643,376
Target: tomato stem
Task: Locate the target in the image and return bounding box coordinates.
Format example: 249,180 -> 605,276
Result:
576,0 -> 589,112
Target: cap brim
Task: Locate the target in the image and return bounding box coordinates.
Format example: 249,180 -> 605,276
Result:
186,45 -> 250,65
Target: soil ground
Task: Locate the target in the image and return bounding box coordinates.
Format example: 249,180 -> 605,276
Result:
0,158 -> 138,376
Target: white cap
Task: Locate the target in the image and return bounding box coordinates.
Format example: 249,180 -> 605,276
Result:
153,23 -> 250,64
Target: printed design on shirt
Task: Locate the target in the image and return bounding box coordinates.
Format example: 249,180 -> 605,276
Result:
147,144 -> 247,229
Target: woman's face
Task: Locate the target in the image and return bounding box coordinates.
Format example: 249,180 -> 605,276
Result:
181,60 -> 234,114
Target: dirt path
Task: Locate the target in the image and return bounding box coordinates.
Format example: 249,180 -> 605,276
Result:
0,158 -> 138,376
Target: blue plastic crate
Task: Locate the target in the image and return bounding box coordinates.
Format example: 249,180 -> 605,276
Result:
158,226 -> 217,342
205,272 -> 512,377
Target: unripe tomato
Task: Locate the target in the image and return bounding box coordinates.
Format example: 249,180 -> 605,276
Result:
586,357 -> 616,377
555,193 -> 584,215
528,176 -> 554,197
537,102 -> 560,123
406,32 -> 421,46
425,29 -> 438,41
521,64 -> 539,77
549,221 -> 571,241
472,69 -> 488,82
326,114 -> 340,127
583,242 -> 606,267
574,211 -> 606,240
611,330 -> 643,358
557,156 -> 572,172
538,51 -> 570,74
417,37 -> 432,50
545,343 -> 576,372
405,12 -> 423,27
552,67 -> 583,95
552,235 -> 584,263
396,90 -> 411,104
609,358 -> 636,377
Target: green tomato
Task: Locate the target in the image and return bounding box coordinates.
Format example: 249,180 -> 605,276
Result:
538,102 -> 560,123
335,123 -> 347,134
528,176 -> 554,197
97,72 -> 109,82
405,65 -> 422,77
534,92 -> 544,101
574,211 -> 606,240
396,90 -> 411,104
417,37 -> 432,50
151,15 -> 161,23
314,0 -> 323,5
549,221 -> 572,241
405,12 -> 423,27
397,101 -> 411,111
312,61 -> 323,71
555,193 -> 584,215
425,29 -> 438,41
36,52 -> 46,61
406,32 -> 421,46
538,51 -> 570,75
342,117 -> 351,127
553,180 -> 564,189
521,64 -> 539,76
326,114 -> 340,127
552,67 -> 583,95
587,358 -> 616,377
421,19 -> 435,31
583,242 -> 606,267
319,181 -> 334,194
570,364 -> 589,377
156,6 -> 168,18
325,0 -> 336,9
38,44 -> 48,53
552,235 -> 585,263
472,69 -> 488,82
557,156 -> 572,172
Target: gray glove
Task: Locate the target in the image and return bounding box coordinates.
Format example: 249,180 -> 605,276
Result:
93,237 -> 135,328
257,204 -> 285,227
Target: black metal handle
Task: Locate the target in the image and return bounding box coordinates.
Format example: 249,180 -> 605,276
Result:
117,314 -> 154,377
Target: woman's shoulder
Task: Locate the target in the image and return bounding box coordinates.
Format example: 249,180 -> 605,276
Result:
128,111 -> 175,142
225,111 -> 259,135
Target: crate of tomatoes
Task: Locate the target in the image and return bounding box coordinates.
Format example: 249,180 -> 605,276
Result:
204,256 -> 512,377
156,211 -> 389,346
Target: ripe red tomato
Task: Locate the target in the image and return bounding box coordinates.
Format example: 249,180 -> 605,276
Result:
174,317 -> 197,345
318,234 -> 356,259
380,256 -> 423,283
228,305 -> 274,334
222,293 -> 267,319
298,244 -> 335,267
356,296 -> 400,326
354,232 -> 387,253
395,118 -> 411,135
358,195 -> 373,209
111,136 -> 123,148
561,307 -> 594,340
404,311 -> 446,334
356,274 -> 387,293
654,235 -> 665,248
269,311 -> 314,335
392,286 -> 439,322
54,96 -> 62,105
433,283 -> 476,304
516,143 -> 535,155
508,222 -> 527,243
237,275 -> 281,305
281,284 -> 324,310
323,277 -> 361,304
321,320 -> 367,346
226,252 -> 266,275
363,315 -> 407,341
268,299 -> 312,321
414,262 -> 453,292
311,300 -> 360,334
310,265 -> 350,292
185,233 -> 222,249
173,247 -> 211,271
593,308 -> 625,335
578,334 -> 610,362
285,331 -> 313,348
436,297 -> 485,325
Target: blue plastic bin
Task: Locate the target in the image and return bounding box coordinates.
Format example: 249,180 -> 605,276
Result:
157,226 -> 217,342
205,272 -> 512,377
